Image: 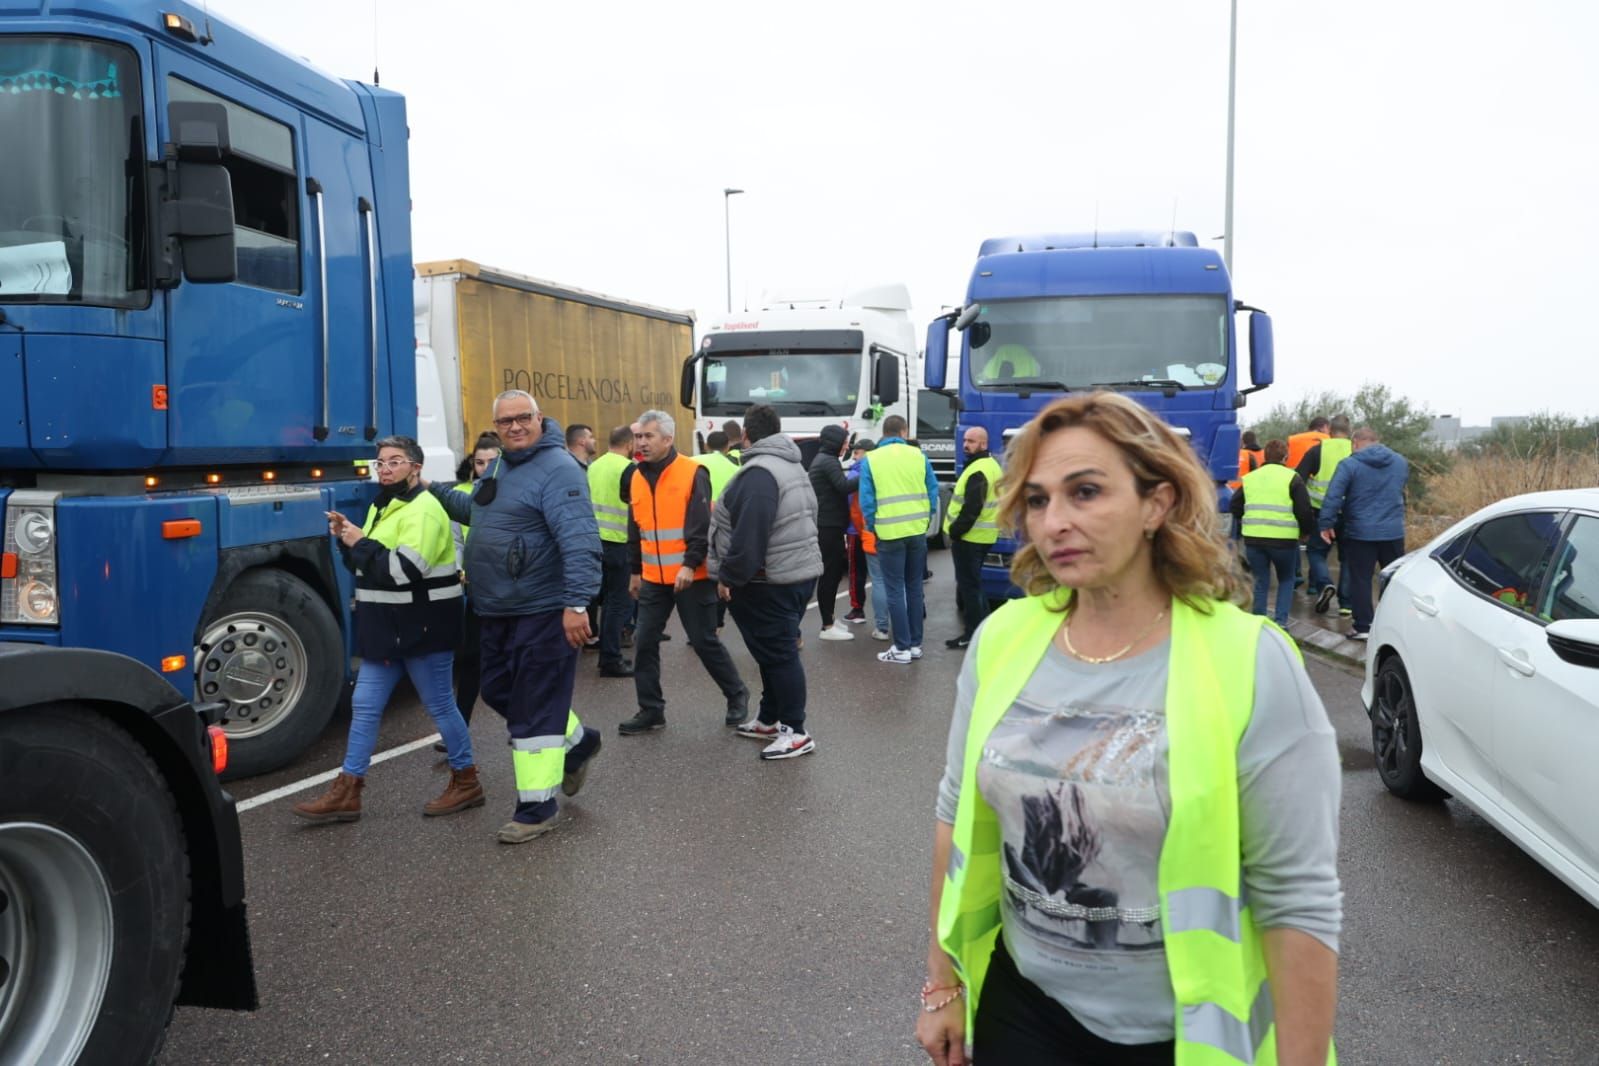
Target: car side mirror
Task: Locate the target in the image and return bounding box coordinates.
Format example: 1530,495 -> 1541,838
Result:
167,162 -> 237,283
924,319 -> 949,390
874,351 -> 901,405
680,353 -> 699,410
1546,619 -> 1599,669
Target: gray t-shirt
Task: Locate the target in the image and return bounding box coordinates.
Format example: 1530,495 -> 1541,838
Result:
935,620 -> 1341,1044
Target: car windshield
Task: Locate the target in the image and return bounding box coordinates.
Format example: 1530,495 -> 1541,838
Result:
965,295 -> 1227,390
0,37 -> 146,307
701,350 -> 861,416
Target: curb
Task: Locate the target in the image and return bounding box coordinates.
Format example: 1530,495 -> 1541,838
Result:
1287,618 -> 1368,669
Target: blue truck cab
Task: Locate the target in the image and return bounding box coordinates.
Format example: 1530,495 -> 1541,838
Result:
924,231 -> 1275,603
0,1 -> 415,775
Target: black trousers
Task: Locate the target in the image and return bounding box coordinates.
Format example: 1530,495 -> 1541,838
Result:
597,540 -> 631,667
727,580 -> 813,731
1342,536 -> 1406,633
815,525 -> 848,627
951,536 -> 988,639
973,941 -> 1175,1065
454,598 -> 482,724
848,532 -> 867,611
633,578 -> 748,717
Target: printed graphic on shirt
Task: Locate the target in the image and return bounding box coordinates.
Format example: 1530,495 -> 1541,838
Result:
979,695 -> 1169,956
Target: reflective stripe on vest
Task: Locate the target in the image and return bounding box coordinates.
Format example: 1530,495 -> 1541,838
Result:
355,490 -> 461,603
1240,464 -> 1300,539
943,456 -> 1003,544
631,455 -> 709,585
937,592 -> 1329,1066
869,443 -> 932,540
695,451 -> 739,502
588,451 -> 631,543
510,709 -> 584,805
1307,438 -> 1352,508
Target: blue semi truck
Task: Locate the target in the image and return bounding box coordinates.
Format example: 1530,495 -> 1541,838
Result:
923,231 -> 1276,603
0,1 -> 415,776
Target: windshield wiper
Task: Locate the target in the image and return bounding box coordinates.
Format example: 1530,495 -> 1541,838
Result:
1089,379 -> 1188,392
988,379 -> 1073,397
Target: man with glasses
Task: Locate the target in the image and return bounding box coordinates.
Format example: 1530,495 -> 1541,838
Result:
426,390 -> 604,844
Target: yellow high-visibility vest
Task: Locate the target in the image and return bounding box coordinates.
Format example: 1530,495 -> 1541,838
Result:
943,455 -> 1003,545
1239,464 -> 1300,540
868,442 -> 932,541
1307,438 -> 1352,509
587,451 -> 630,544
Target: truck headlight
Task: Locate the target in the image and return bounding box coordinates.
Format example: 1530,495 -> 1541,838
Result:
2,493 -> 62,626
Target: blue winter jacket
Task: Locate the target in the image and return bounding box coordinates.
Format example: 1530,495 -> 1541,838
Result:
1317,444 -> 1409,542
429,419 -> 602,617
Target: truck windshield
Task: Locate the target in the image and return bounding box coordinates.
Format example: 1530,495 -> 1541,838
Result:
0,37 -> 146,308
966,295 -> 1227,390
702,350 -> 861,416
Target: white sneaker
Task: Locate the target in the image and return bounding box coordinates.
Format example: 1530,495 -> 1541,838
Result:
909,646 -> 923,659
871,629 -> 892,641
818,622 -> 854,641
759,724 -> 815,760
877,646 -> 913,665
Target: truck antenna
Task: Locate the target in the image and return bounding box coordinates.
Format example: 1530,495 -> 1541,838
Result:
372,0 -> 381,84
1169,196 -> 1178,246
198,0 -> 215,45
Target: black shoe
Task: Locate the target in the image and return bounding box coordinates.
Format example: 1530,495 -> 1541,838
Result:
725,703 -> 750,727
944,635 -> 971,650
433,740 -> 447,754
618,709 -> 666,735
598,660 -> 635,678
562,734 -> 600,797
1314,585 -> 1336,615
621,629 -> 634,648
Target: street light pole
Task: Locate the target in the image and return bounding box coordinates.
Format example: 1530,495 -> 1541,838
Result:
1223,0 -> 1237,277
723,187 -> 744,313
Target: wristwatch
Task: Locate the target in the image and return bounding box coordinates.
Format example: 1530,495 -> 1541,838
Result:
566,606 -> 587,614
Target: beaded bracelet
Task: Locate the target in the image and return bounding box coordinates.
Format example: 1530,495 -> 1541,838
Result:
920,980 -> 966,1014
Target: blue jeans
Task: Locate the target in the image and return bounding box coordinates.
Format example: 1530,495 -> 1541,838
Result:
345,650 -> 473,776
728,581 -> 812,731
865,551 -> 889,634
1246,542 -> 1298,627
875,533 -> 927,649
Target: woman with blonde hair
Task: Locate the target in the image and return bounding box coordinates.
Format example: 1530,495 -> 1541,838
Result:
917,392 -> 1339,1065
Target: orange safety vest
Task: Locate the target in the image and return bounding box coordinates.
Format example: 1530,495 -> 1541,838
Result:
849,492 -> 876,555
1228,448 -> 1264,491
1286,431 -> 1327,472
631,455 -> 709,585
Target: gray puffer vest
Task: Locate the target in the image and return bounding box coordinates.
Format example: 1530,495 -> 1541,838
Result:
710,434 -> 822,585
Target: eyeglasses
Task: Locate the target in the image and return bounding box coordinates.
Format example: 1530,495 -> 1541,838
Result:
373,458 -> 416,470
493,412 -> 536,430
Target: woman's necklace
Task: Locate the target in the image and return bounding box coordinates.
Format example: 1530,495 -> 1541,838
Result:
1060,606 -> 1169,665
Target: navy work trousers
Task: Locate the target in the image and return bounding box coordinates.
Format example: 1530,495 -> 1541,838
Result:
727,580 -> 813,732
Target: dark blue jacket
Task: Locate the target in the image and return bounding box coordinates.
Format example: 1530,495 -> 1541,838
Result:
1318,444 -> 1408,541
430,419 -> 601,617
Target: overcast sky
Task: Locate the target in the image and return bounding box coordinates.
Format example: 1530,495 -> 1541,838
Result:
209,0 -> 1599,425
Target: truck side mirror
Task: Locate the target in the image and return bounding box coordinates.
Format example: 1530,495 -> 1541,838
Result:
680,353 -> 699,410
168,101 -> 231,162
874,351 -> 901,406
167,162 -> 237,284
924,319 -> 948,390
1247,311 -> 1275,390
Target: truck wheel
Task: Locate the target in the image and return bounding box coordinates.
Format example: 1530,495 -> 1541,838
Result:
0,705 -> 190,1066
196,569 -> 343,779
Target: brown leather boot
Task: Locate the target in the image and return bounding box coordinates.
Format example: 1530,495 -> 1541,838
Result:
423,765 -> 485,817
292,771 -> 363,823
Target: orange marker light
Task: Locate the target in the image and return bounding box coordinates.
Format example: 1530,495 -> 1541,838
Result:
162,519 -> 202,539
1,552 -> 16,580
205,473 -> 222,485
207,724 -> 229,775
161,654 -> 187,672
144,475 -> 160,489
262,470 -> 277,482
151,384 -> 169,410
354,465 -> 370,478
311,468 -> 324,479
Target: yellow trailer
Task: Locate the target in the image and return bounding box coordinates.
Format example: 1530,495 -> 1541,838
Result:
413,260 -> 694,477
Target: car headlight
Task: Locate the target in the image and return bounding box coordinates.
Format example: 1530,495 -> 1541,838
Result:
2,494 -> 62,625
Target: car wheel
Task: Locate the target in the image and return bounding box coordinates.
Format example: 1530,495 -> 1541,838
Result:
195,569 -> 344,779
0,705 -> 190,1066
1370,655 -> 1447,802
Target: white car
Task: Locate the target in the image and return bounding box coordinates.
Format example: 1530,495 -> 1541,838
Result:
1362,488 -> 1599,907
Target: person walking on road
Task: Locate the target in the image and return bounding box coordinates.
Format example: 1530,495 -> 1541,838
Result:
696,430 -> 740,503
1229,429 -> 1263,491
809,423 -> 858,642
589,425 -> 637,678
848,443 -> 891,639
709,404 -> 823,760
1230,438 -> 1316,627
1317,425 -> 1409,641
843,439 -> 873,626
1297,415 -> 1354,617
943,426 -> 1002,650
619,409 -> 750,735
296,435 -> 482,823
861,415 -> 940,664
1284,417 -> 1330,590
425,391 -> 604,845
918,392 -> 1340,1066
431,430 -> 501,754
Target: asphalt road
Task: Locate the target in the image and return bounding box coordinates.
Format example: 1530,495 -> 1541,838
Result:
160,553 -> 1599,1064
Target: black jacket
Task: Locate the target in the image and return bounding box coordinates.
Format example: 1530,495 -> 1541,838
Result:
627,449 -> 713,578
807,424 -> 856,529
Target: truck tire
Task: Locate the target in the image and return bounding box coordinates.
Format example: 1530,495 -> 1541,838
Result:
0,705 -> 190,1066
195,568 -> 343,779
